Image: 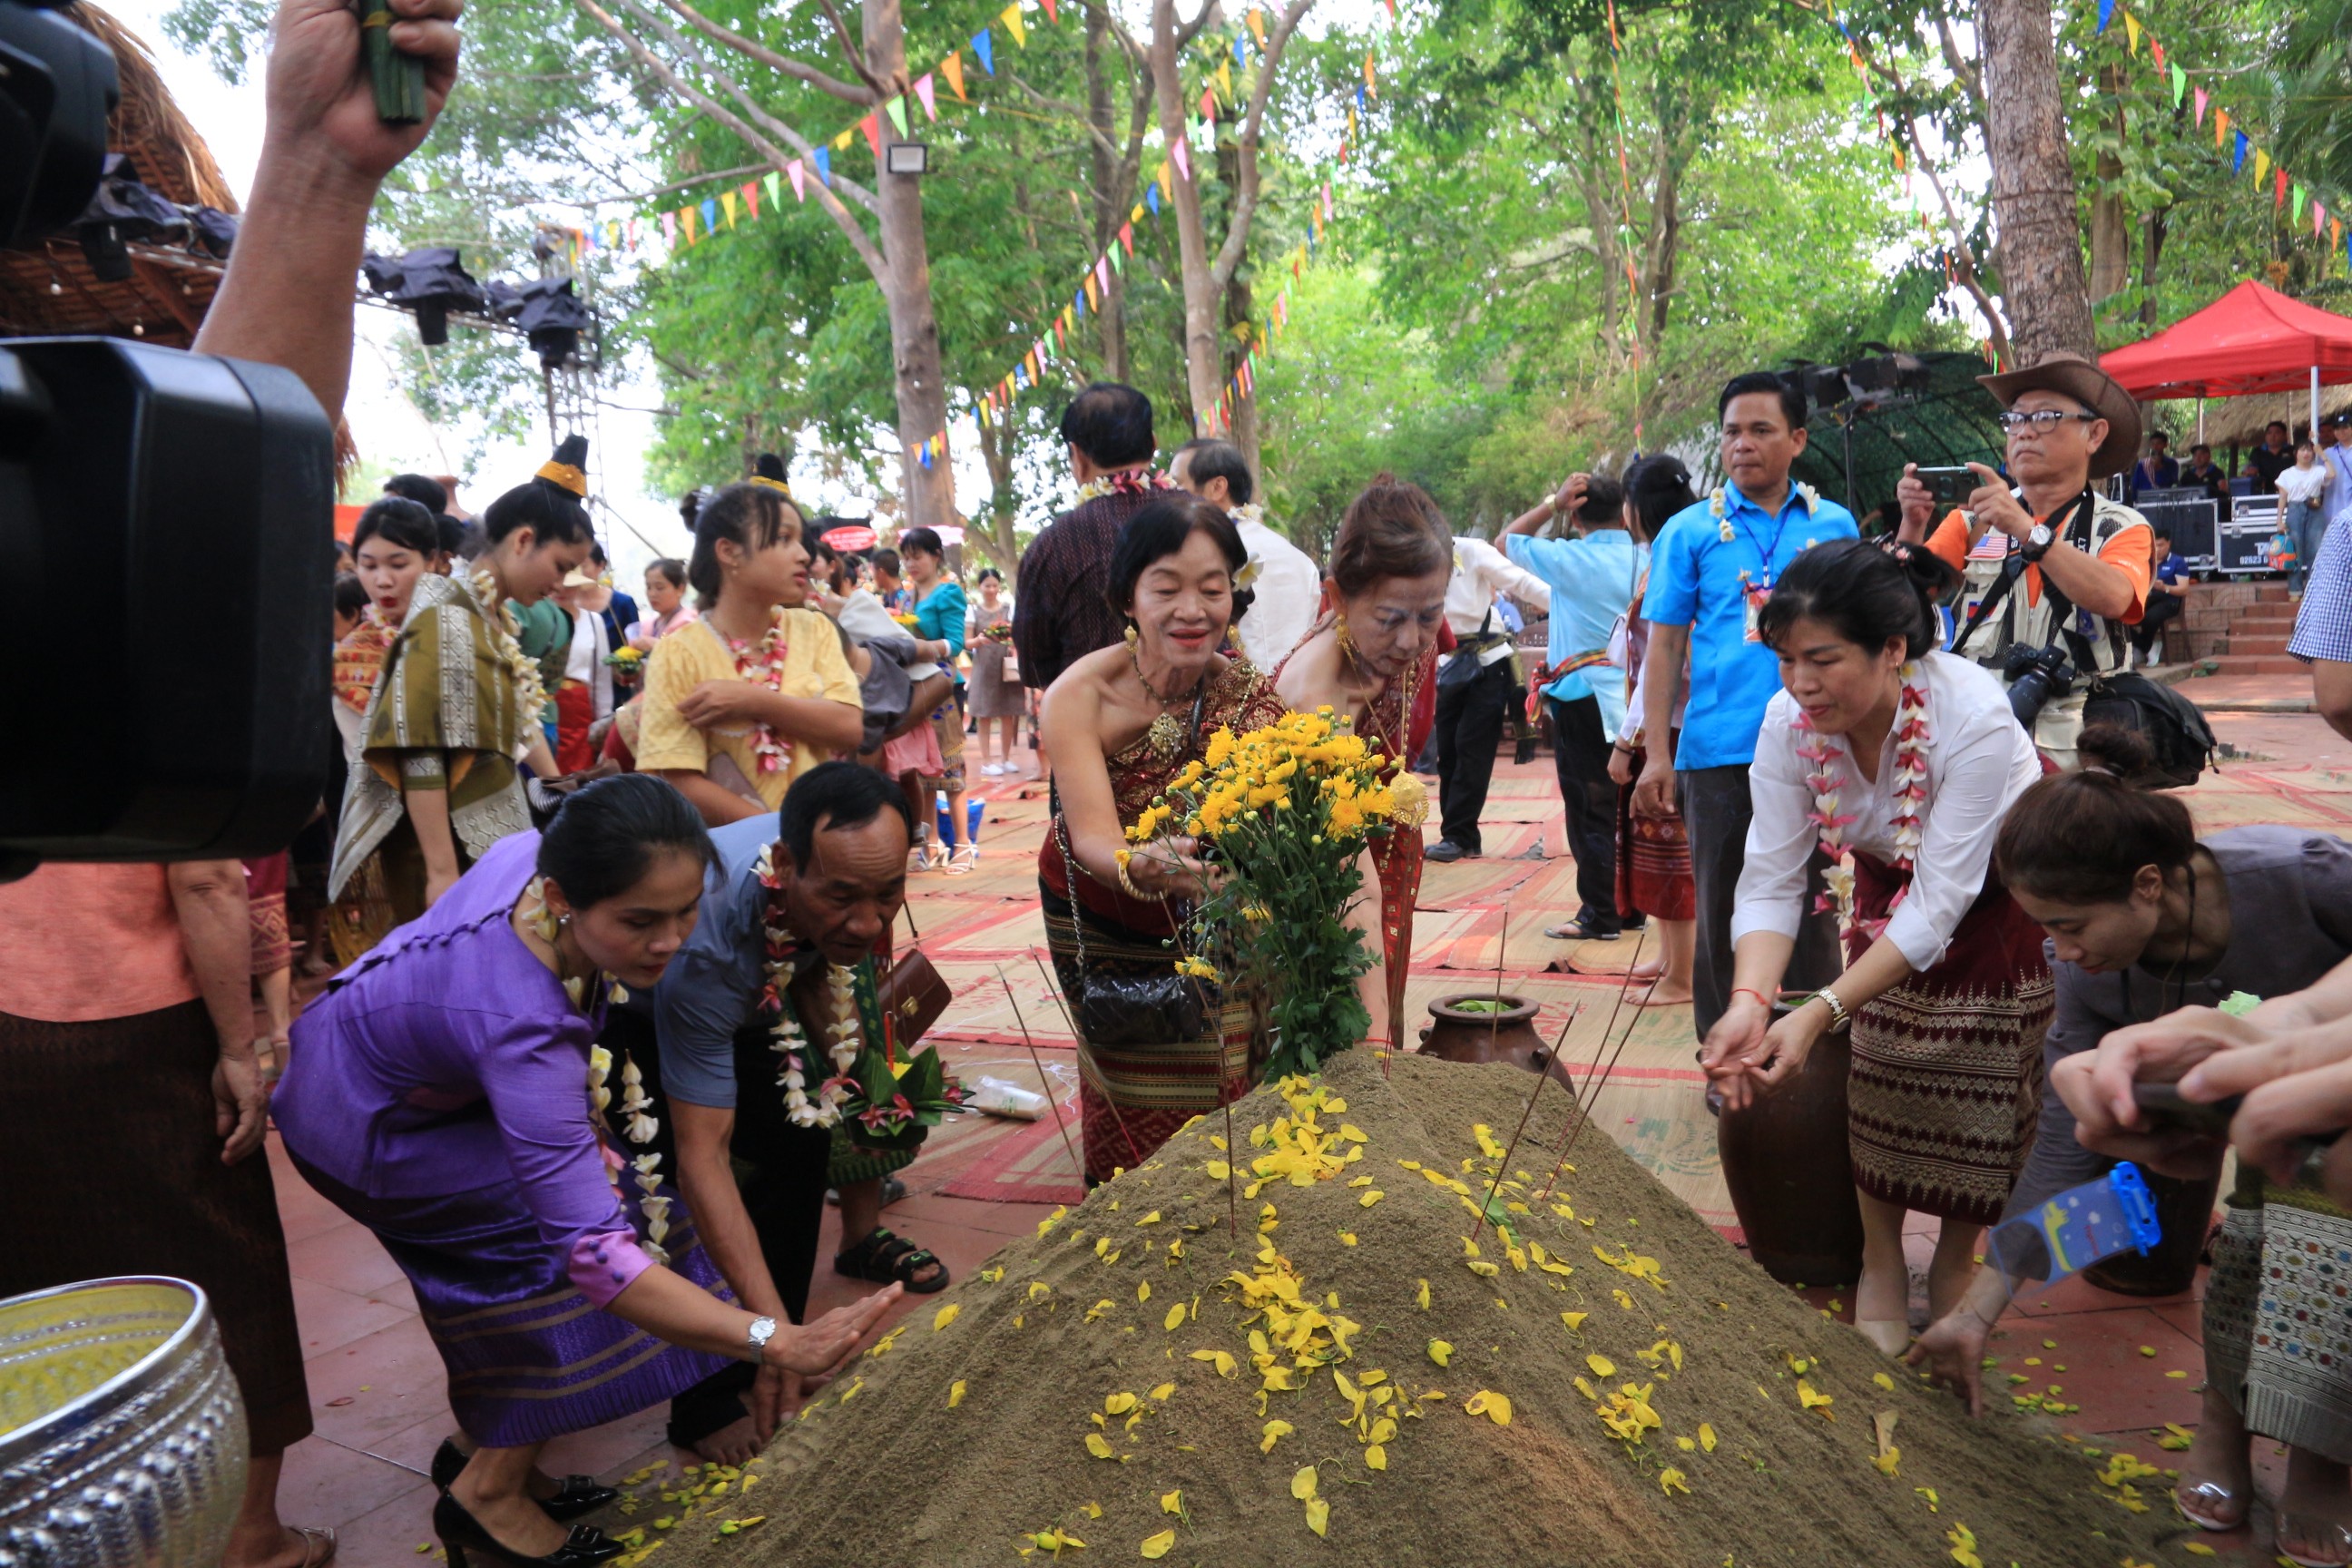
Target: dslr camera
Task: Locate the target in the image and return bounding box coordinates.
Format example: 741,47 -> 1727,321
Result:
2002,642 -> 2077,730
2,0 -> 335,881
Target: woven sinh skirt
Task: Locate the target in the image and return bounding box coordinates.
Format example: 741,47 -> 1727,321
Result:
2204,1169 -> 2352,1465
0,999 -> 312,1452
1614,749 -> 1694,921
1042,883 -> 1259,1185
289,1153 -> 738,1449
1843,855 -> 2052,1226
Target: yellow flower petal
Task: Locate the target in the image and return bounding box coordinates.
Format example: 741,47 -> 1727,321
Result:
1416,1279 -> 1431,1310
933,1304 -> 961,1331
1206,1161 -> 1230,1180
1586,1354 -> 1616,1377
1561,1311 -> 1588,1331
1365,1443 -> 1387,1470
1873,1372 -> 1896,1392
1137,1282 -> 1151,1303
1105,1394 -> 1137,1416
1427,1339 -> 1453,1367
1163,1303 -> 1187,1331
1464,1389 -> 1513,1426
1359,1190 -> 1385,1207
947,1379 -> 966,1408
1304,1497 -> 1329,1537
1260,1418 -> 1293,1453
1290,1465 -> 1318,1502
1160,1490 -> 1182,1515
1141,1528 -> 1176,1558
1659,1466 -> 1690,1496
1698,1423 -> 1717,1452
1084,1433 -> 1115,1460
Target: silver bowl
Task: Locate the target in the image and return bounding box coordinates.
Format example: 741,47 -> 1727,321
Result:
0,1279 -> 249,1567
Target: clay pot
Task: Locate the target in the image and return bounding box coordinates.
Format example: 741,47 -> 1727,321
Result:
1419,995 -> 1578,1089
1716,1028 -> 1866,1288
2078,1165 -> 2221,1297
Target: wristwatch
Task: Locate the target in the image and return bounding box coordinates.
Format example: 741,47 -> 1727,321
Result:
2020,522 -> 2055,563
745,1315 -> 779,1359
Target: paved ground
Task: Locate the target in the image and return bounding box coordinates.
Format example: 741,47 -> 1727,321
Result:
266,672 -> 2348,1563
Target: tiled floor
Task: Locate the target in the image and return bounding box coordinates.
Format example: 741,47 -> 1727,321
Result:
260,707 -> 2337,1563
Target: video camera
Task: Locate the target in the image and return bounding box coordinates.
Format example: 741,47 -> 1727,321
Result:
1,0 -> 334,882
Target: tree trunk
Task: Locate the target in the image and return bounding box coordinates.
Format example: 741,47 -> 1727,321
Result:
1152,0 -> 1222,431
2086,64 -> 2128,303
1979,0 -> 2095,364
865,0 -> 956,529
976,413 -> 1024,578
1085,5 -> 1130,379
2140,206 -> 2167,329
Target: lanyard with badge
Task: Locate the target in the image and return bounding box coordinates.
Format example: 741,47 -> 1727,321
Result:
1720,495 -> 1790,643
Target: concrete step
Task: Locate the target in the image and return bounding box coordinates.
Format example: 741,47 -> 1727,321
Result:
2221,633 -> 2293,655
2208,655 -> 2308,675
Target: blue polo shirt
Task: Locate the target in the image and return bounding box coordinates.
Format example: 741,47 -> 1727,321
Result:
1504,529 -> 1646,736
1641,485 -> 1858,770
650,814 -> 781,1109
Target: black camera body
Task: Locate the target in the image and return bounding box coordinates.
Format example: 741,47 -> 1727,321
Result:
2002,641 -> 2077,730
0,0 -> 335,878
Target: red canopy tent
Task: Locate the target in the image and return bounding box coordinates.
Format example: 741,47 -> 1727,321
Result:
2101,280 -> 2352,432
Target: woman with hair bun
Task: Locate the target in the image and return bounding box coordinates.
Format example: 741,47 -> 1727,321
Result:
1700,537 -> 2048,1357
1274,475 -> 1456,1047
1895,740 -> 2352,1561
279,776 -> 900,1568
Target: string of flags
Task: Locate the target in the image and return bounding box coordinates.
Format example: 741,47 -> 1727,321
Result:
2092,0 -> 2350,276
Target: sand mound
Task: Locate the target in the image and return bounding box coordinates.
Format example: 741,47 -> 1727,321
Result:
645,1052 -> 2180,1567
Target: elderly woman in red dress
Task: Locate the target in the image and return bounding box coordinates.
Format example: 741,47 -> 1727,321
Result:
1274,475 -> 1455,1051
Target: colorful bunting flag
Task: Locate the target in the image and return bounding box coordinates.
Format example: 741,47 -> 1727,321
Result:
1147,181 -> 1161,215
700,197 -> 718,234
1118,220 -> 1134,255
1107,241 -> 1122,274
1083,272 -> 1098,310
943,52 -> 967,101
2231,126 -> 2245,170
1247,6 -> 1265,46
2096,0 -> 2114,32
1366,53 -> 1377,94
2295,183 -> 2308,223
2171,63 -> 2186,107
859,113 -> 882,156
1216,61 -> 1232,103
1001,4 -> 1024,47
2151,38 -> 2164,74
2123,12 -> 2139,54
1200,87 -> 1217,122
885,96 -> 909,138
815,146 -> 832,186
2318,201 -> 2329,240
2274,164 -> 2287,209
915,74 -> 937,119
1041,0 -> 1057,22
720,190 -> 738,228
2194,85 -> 2207,124
2216,108 -> 2229,148
1095,255 -> 1111,295
683,206 -> 700,243
2253,146 -> 2269,186
662,210 -> 676,246
764,171 -> 782,208
789,160 -> 807,201
1171,140 -> 1190,181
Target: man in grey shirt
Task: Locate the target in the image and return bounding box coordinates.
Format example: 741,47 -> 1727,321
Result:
600,762 -> 931,1461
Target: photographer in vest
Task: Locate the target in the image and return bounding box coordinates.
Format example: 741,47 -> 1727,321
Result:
1895,354 -> 2153,769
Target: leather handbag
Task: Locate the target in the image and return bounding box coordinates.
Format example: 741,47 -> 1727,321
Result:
1053,815 -> 1209,1047
877,946 -> 954,1048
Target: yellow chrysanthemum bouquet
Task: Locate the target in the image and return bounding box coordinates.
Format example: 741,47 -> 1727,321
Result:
1123,708 -> 1399,1079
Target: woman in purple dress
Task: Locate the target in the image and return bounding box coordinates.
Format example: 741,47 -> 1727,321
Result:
278,777 -> 897,1568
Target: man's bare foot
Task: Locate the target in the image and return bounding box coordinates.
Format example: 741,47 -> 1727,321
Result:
691,1407 -> 760,1467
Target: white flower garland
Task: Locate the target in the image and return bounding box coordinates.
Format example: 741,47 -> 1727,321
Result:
1074,468 -> 1168,505
1710,481 -> 1821,544
533,874 -> 670,1266
470,568 -> 550,728
1791,662 -> 1931,939
754,845 -> 864,1127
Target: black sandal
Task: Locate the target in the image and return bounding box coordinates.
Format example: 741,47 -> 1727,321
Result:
833,1227 -> 950,1293
430,1441 -> 618,1524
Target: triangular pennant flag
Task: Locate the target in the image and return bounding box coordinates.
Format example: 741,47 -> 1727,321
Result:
1083,273 -> 1098,309
1200,87 -> 1217,122
2296,183 -> 2308,223
1324,181 -> 1335,218
2096,0 -> 2114,32
815,146 -> 832,186
834,127 -> 855,152
886,95 -> 910,137
914,74 -> 937,119
859,113 -> 882,156
2232,127 -> 2246,171
1130,201 -> 1145,223
720,190 -> 739,228
1118,220 -> 1134,256
1001,4 -> 1025,47
1232,31 -> 1245,65
2317,199 -> 2328,239
1107,242 -> 1123,275
789,161 -> 807,201
1042,0 -> 1057,21
1366,53 -> 1377,94
973,29 -> 994,74
978,399 -> 991,429
1147,181 -> 1162,215
577,225 -> 592,256
701,197 -> 719,233
1095,255 -> 1111,294
1247,6 -> 1265,46
2123,12 -> 2140,54
1054,315 -> 1068,350
764,171 -> 781,208
2253,145 -> 2269,185
662,210 -> 676,246
1216,61 -> 1232,102
743,181 -> 760,220
2194,85 -> 2208,123
2217,108 -> 2229,149
682,206 -> 700,243
2275,164 -> 2288,209
1061,305 -> 1074,333
2151,38 -> 2165,75
2171,63 -> 2187,107
1171,139 -> 1191,181
942,53 -> 967,101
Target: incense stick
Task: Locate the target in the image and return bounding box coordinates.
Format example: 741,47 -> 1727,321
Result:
1028,951 -> 1146,1171
1537,931 -> 1660,1200
995,965 -> 1083,1192
1465,1000 -> 1583,1250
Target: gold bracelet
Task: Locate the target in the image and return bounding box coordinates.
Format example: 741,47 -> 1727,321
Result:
1116,858 -> 1151,901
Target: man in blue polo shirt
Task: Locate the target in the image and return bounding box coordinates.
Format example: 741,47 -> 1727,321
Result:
1634,371 -> 1855,1040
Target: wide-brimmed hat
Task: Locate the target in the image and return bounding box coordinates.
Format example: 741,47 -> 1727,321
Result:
1976,352 -> 2142,480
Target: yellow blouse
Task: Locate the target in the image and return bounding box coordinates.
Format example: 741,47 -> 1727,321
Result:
634,608 -> 862,809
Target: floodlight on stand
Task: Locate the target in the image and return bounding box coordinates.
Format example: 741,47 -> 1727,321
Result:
885,142 -> 930,176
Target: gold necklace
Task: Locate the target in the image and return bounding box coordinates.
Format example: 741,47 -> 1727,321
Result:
1129,642 -> 1204,761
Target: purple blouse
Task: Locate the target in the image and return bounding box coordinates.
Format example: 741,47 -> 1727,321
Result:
277,833 -> 654,1306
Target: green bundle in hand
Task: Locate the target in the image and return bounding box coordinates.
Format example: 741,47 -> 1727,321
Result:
359,1 -> 426,124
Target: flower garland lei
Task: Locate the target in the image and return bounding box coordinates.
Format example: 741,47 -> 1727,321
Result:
716,611 -> 796,777
753,845 -> 862,1127
525,875 -> 673,1265
1709,481 -> 1821,544
468,569 -> 550,727
1790,662 -> 1929,940
1074,468 -> 1171,505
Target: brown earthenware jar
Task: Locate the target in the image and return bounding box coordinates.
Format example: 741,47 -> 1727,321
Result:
1419,994 -> 1578,1089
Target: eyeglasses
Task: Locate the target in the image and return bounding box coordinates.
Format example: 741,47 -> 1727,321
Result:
1996,409 -> 2100,432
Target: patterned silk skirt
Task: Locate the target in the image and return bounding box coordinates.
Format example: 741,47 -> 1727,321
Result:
1042,881 -> 1259,1186
289,1156 -> 737,1448
2205,1170 -> 2352,1463
1843,855 -> 2052,1226
1613,748 -> 1694,921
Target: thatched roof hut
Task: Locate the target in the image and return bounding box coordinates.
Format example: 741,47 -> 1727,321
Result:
0,2 -> 237,348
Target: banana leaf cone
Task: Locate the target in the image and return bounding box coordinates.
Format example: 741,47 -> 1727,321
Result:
358,0 -> 427,124
840,1044 -> 968,1152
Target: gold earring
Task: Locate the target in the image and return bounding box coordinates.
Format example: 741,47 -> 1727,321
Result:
1124,622 -> 1140,647
1335,612 -> 1358,664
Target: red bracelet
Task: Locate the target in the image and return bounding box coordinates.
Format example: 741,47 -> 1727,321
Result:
1730,987 -> 1770,1008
